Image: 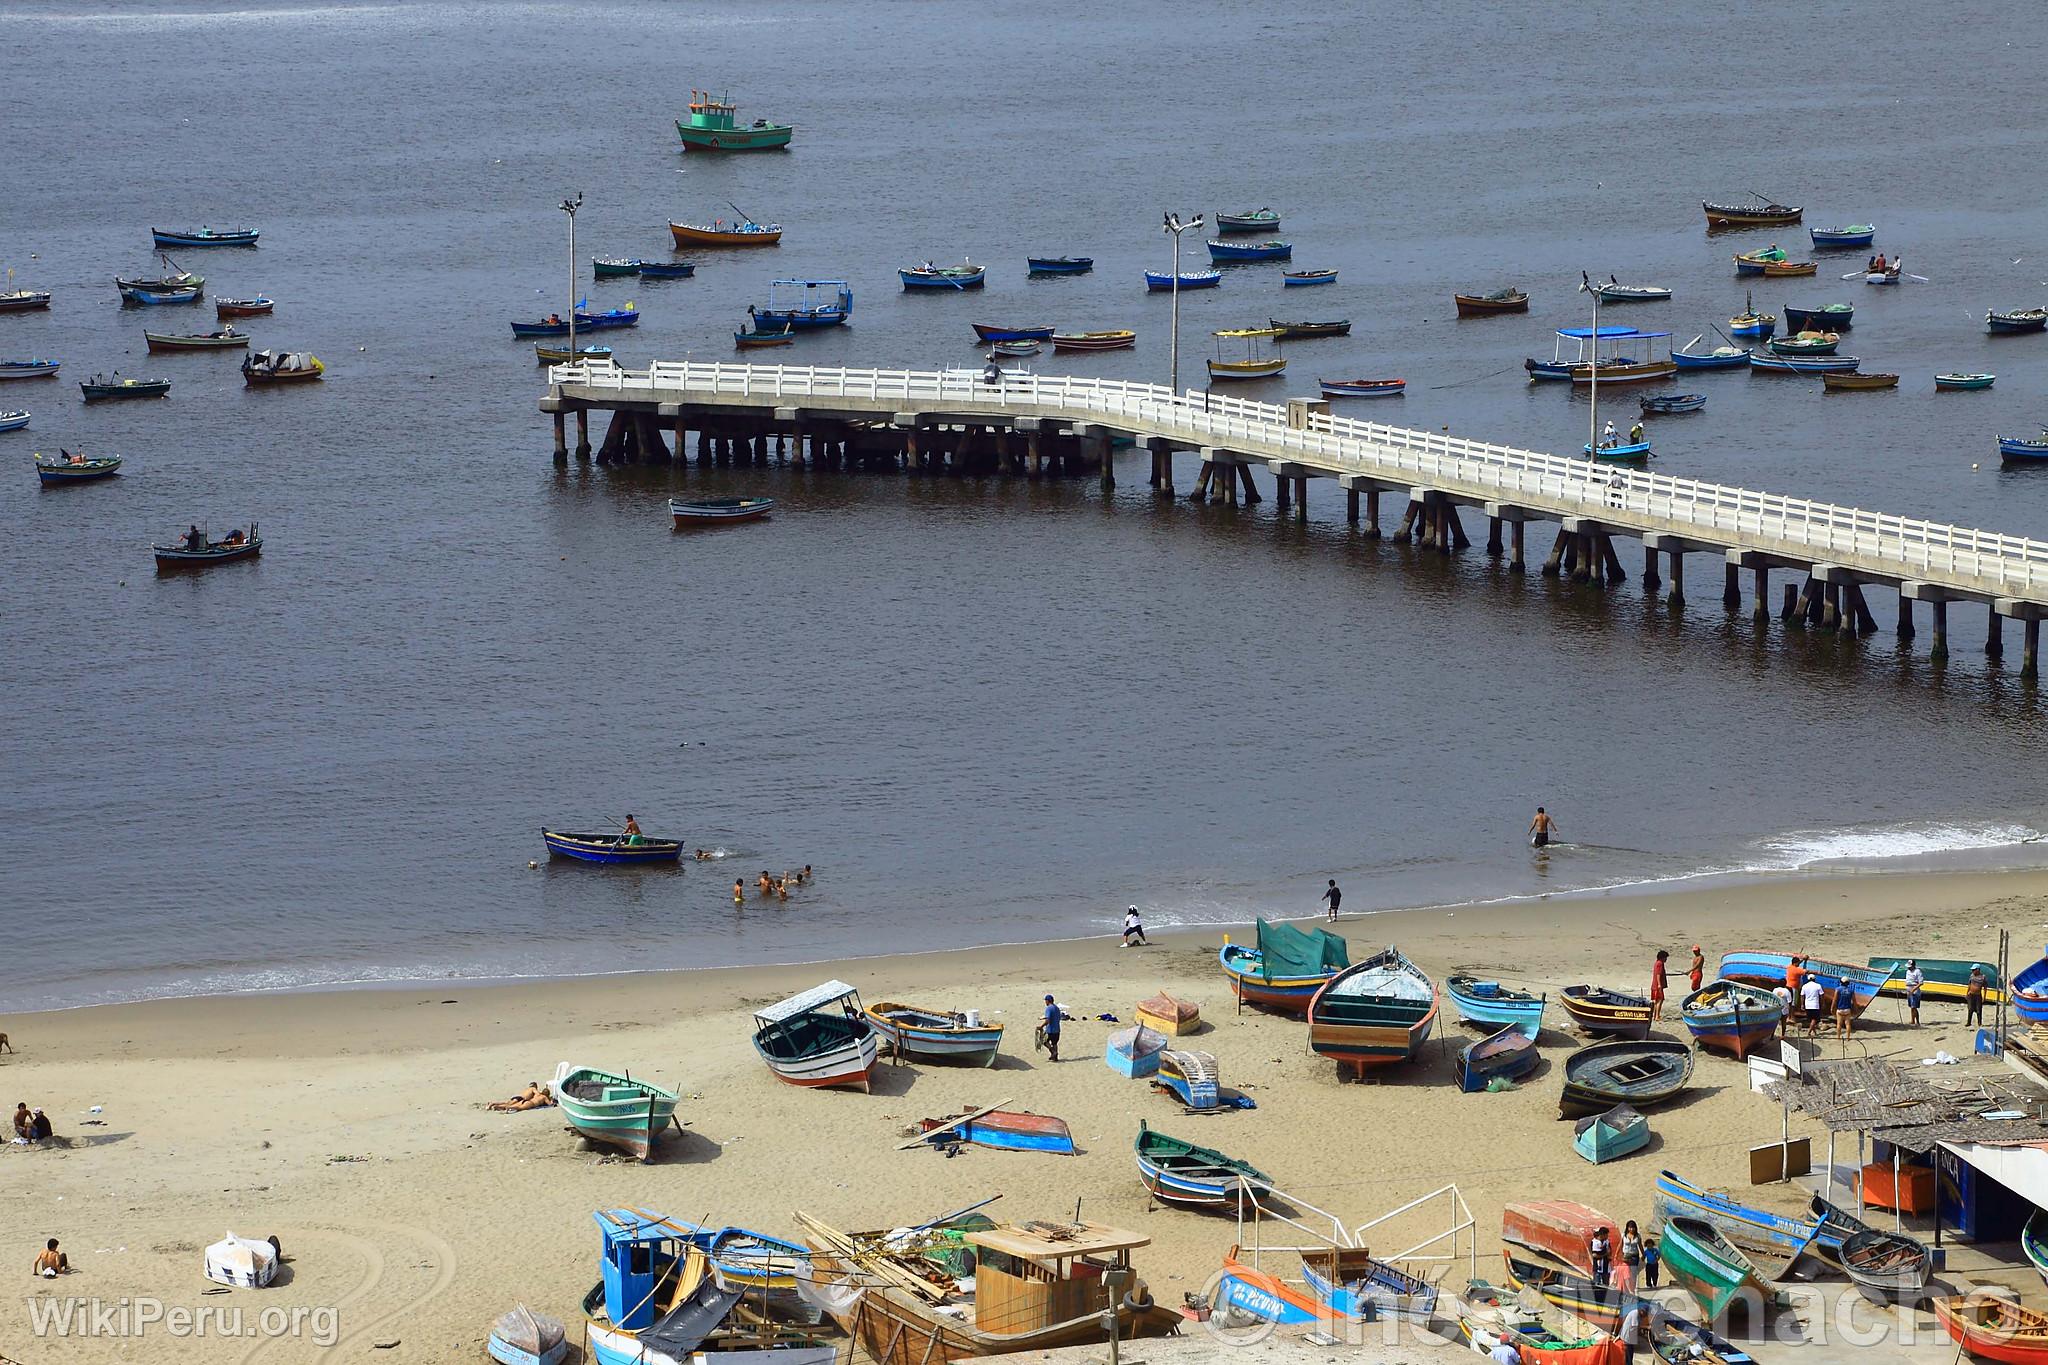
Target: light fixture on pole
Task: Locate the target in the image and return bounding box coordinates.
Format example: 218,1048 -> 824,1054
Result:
1163,211 -> 1205,394
559,192 -> 583,360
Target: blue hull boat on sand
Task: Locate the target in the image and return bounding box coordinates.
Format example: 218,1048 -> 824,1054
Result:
1444,975 -> 1546,1038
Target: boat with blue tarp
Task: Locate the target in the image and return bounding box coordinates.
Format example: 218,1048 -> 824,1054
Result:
750,280 -> 852,329
1527,325 -> 1643,382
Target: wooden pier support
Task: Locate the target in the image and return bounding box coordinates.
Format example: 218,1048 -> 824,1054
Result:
1752,567 -> 1768,623
1931,600 -> 1950,662
1487,516 -> 1504,557
1570,533 -> 1595,584
1445,503 -> 1469,550
1397,498 -> 1423,541
1897,596 -> 1915,641
2026,617 -> 2041,679
1599,534 -> 1626,584
1237,463 -> 1261,504
1510,520 -> 1526,573
1275,473 -> 1291,512
1294,474 -> 1309,520
1642,546 -> 1660,590
574,408 -> 590,459
1366,489 -> 1382,539
1542,527 -> 1569,577
1667,550 -> 1683,606
1987,607 -> 2005,659
1347,488 -> 1360,525
552,411 -> 567,461
1095,430 -> 1114,491
1820,583 -> 1841,632
1846,583 -> 1878,636
1782,583 -> 1800,621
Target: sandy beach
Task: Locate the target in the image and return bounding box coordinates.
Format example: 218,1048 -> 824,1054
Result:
7,866 -> 2048,1365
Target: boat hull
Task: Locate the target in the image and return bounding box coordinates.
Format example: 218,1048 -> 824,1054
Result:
1573,1106 -> 1650,1164
1934,375 -> 1996,391
1306,949 -> 1438,1077
1933,1297 -> 2048,1365
1559,985 -> 1652,1038
1702,202 -> 1802,228
1672,350 -> 1751,369
1144,271 -> 1221,291
552,1063 -> 680,1162
1207,359 -> 1285,381
1218,943 -> 1330,1015
1680,981 -> 1786,1059
1455,293 -> 1529,316
1784,305 -> 1854,332
152,229 -> 258,248
1868,957 -> 2003,1003
900,270 -> 986,291
1558,1040 -> 1692,1118
1320,379 -> 1404,398
1654,1169 -> 1826,1260
1027,258 -> 1093,274
669,497 -> 774,527
145,332 -> 249,352
676,123 -> 792,152
1050,332 -> 1134,351
1717,951 -> 1891,1015
1206,241 -> 1291,262
971,324 -> 1055,343
36,459 -> 122,484
1445,976 -> 1547,1038
1503,1200 -> 1615,1279
154,540 -> 261,570
1299,1249 -> 1436,1323
1458,1025 -> 1538,1091
1659,1216 -> 1772,1321
866,1003 -> 1002,1066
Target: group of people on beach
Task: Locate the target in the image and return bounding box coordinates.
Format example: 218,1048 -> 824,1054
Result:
11,1101 -> 53,1146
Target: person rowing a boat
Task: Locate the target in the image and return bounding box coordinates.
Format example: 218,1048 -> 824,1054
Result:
183,525 -> 205,551
621,814 -> 643,847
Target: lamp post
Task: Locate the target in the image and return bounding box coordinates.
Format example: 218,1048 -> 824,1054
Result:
559,192 -> 582,360
1163,212 -> 1205,394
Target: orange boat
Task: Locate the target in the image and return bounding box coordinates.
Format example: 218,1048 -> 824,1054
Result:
1501,1200 -> 1618,1279
669,219 -> 783,248
1934,1296 -> 2048,1365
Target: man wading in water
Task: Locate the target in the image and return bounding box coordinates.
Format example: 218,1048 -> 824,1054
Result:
1528,807 -> 1558,849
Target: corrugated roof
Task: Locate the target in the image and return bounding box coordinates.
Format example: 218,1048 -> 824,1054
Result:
1763,1057 -> 2048,1154
755,980 -> 860,1024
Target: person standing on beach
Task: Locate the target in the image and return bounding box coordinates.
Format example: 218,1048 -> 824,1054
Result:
1649,950 -> 1670,1021
1800,972 -> 1825,1038
1785,954 -> 1805,993
1905,961 -> 1925,1027
1528,807 -> 1557,848
1320,879 -> 1342,921
1641,1235 -> 1660,1289
1588,1226 -> 1611,1286
1968,965 -> 1989,1027
1834,980 -> 1855,1039
1774,984 -> 1795,1039
1122,906 -> 1148,947
1688,945 -> 1705,993
1040,994 -> 1063,1062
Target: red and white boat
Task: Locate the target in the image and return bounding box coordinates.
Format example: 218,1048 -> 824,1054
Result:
751,981 -> 878,1091
1501,1200 -> 1619,1280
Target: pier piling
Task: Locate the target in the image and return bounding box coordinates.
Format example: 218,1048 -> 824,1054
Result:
1667,550 -> 1683,606
1487,516 -> 1504,557
1722,564 -> 1741,609
1753,567 -> 1769,623
1782,583 -> 1800,622
551,411 -> 567,461
1642,546 -> 1660,590
1932,601 -> 1950,662
1542,528 -> 1568,578
574,409 -> 590,459
1987,608 -> 2005,659
1366,489 -> 1382,539
1348,488 -> 1361,525
1898,596 -> 1915,640
1510,520 -> 1526,573
2025,617 -> 2041,680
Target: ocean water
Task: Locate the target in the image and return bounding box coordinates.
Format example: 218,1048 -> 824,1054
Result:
5,0 -> 2047,1010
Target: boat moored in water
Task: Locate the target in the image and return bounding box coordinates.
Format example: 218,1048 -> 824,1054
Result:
749,279 -> 852,329
1703,198 -> 1802,228
35,451 -> 121,484
153,226 -> 259,248
900,261 -> 986,291
1215,208 -> 1281,234
1145,269 -> 1221,291
81,373 -> 170,400
669,496 -> 774,527
1051,329 -> 1135,351
1319,377 -> 1404,398
669,218 -> 782,247
1206,238 -> 1291,262
153,523 -> 261,570
1206,327 -> 1285,381
675,90 -> 792,151
1455,287 -> 1529,316
1028,256 -> 1093,274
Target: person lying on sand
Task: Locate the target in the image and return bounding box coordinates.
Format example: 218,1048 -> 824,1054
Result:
486,1082 -> 555,1112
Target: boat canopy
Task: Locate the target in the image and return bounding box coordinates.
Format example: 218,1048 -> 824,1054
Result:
966,1220 -> 1150,1265
1215,327 -> 1281,339
1253,918 -> 1351,980
756,979 -> 862,1024
1557,326 -> 1644,339
595,1207 -> 696,1248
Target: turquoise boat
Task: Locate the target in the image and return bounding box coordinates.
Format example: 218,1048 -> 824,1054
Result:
1658,1215 -> 1786,1320
1444,974 -> 1546,1038
1572,1103 -> 1649,1164
551,1063 -> 681,1163
1867,956 -> 2004,1003
1133,1119 -> 1268,1209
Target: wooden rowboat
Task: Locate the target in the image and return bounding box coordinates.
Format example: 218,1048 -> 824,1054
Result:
1822,371 -> 1899,390
215,296 -> 273,317
1658,1215 -> 1781,1320
920,1108 -> 1074,1154
1050,330 -> 1135,352
1135,989 -> 1199,1035
1215,209 -> 1281,234
0,410 -> 28,432
540,829 -> 683,864
1153,1049 -> 1222,1109
1444,974 -> 1546,1037
1307,946 -> 1437,1077
637,261 -> 695,280
1133,1119 -> 1266,1209
1498,1252 -> 1758,1365
1558,1039 -> 1692,1118
1679,980 -> 1785,1058
1826,1215 -> 1933,1303
242,351 -> 324,385
1282,270 -> 1338,286
1559,984 -> 1652,1038
1868,956 -> 2003,1002
751,981 -> 877,1091
1702,199 -> 1802,228
153,226 -> 259,248
1459,1024 -> 1539,1092
734,326 -> 795,348
1206,238 -> 1291,262
864,1001 -> 1003,1066
1458,1281 -> 1623,1365
1319,377 -> 1405,398
1144,270 -> 1221,291
0,360 -> 60,380
534,343 -> 614,364
1988,308 -> 2048,334
591,257 -> 643,277
669,496 -> 773,527
1503,1200 -> 1616,1279
1572,1104 -> 1649,1164
971,323 -> 1055,342
1934,373 -> 1996,391
1267,318 -> 1350,339
1300,1248 -> 1437,1324
145,328 -> 248,352
1454,288 -> 1528,317
1761,260 -> 1818,277
551,1062 -> 680,1162
1717,951 -> 1894,1015
1934,1296 -> 2048,1365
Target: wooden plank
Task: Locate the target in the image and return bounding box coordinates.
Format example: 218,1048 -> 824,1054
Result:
896,1097 -> 1015,1151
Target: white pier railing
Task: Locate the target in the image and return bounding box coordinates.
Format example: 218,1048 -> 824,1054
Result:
549,361 -> 2048,605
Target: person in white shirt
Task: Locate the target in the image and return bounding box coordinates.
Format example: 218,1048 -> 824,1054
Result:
1800,974 -> 1825,1037
1773,984 -> 1795,1039
1121,907 -> 1147,947
1904,960 -> 1926,1027
1489,1342 -> 1521,1365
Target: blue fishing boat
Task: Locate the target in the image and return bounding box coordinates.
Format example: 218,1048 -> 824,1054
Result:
1216,209 -> 1281,234
1299,1247 -> 1438,1323
0,360 -> 60,380
1154,1049 -> 1229,1110
2012,948 -> 2048,1020
487,1305 -> 568,1365
1810,225 -> 1876,249
1716,951 -> 1893,1013
1134,1121 -> 1267,1209
1283,270 -> 1337,286
900,262 -> 985,291
1748,352 -> 1859,374
1206,238 -> 1292,262
1572,1104 -> 1649,1164
1028,257 -> 1093,274
1584,437 -> 1651,461
2000,436 -> 2048,466
971,323 -> 1056,343
575,307 -> 640,331
1105,1022 -> 1167,1078
1672,338 -> 1752,369
1444,974 -> 1546,1037
1145,270 -> 1221,292
153,226 -> 259,248
1679,980 -> 1785,1059
120,284 -> 203,306
921,1108 -> 1075,1153
35,452 -> 121,484
541,828 -> 684,864
1655,1169 -> 1835,1260
637,260 -> 696,279
1457,1025 -> 1539,1092
750,279 -> 852,329
0,410 -> 28,432
1640,393 -> 1706,414
1785,302 -> 1855,332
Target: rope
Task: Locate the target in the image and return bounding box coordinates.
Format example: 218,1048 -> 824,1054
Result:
1429,365 -> 1522,390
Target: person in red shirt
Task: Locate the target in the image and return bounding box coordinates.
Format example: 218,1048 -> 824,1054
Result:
1785,954 -> 1805,994
1688,945 -> 1705,993
1650,949 -> 1670,1020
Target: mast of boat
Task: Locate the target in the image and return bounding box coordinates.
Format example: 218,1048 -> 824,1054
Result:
1581,271 -> 1600,453
559,192 -> 582,360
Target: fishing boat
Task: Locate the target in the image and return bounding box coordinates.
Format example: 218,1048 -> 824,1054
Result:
1672,341 -> 1752,370
0,410 -> 29,432
864,1001 -> 1003,1066
2024,1209 -> 2048,1287
215,296 -> 273,318
1444,974 -> 1546,1037
1458,1280 -> 1623,1365
900,262 -> 986,291
801,1214 -> 1182,1361
1558,1040 -> 1692,1118
1987,308 -> 2048,334
1784,302 -> 1854,331
1762,259 -> 1817,277
552,1064 -> 681,1161
1133,1120 -> 1265,1208
750,981 -> 878,1091
120,284 -> 202,306
0,290 -> 51,312
1458,1025 -> 1539,1092
1050,330 -> 1135,352
1306,946 -> 1438,1077
637,261 -> 696,280
675,90 -> 792,151
1585,435 -> 1651,461
1999,435 -> 2048,465
1559,984 -> 1652,1038
1703,199 -> 1802,228
1215,209 -> 1281,234
1823,371 -> 1898,391
920,1108 -> 1075,1154
1728,297 -> 1775,339
1864,256 -> 1905,286
145,327 -> 248,352
971,323 -> 1056,343
153,524 -> 262,571
1933,1295 -> 2048,1365
1211,1247 -> 1360,1326
669,497 -> 774,527
1206,327 -> 1285,381
1135,989 -> 1199,1036
1526,326 -> 1640,382
116,256 -> 203,292
1867,957 -> 2003,1003
34,452 -> 121,484
241,351 -> 324,384
1027,256 -> 1093,274
1679,981 -> 1785,1059
488,1305 -> 567,1365
1455,287 -> 1529,317
576,307 -> 640,331
1319,377 -> 1404,398
541,829 -> 685,863
1733,247 -> 1789,274
989,340 -> 1039,357
1657,1215 -> 1782,1321
1748,352 -> 1859,374
80,373 -> 169,401
733,326 -> 795,349
1934,373 -> 1996,391
1653,1170 -> 1827,1259
1768,330 -> 1840,356
1502,1200 -> 1618,1279
1811,224 -> 1876,249
1299,1248 -> 1438,1323
1206,238 -> 1291,262
1640,393 -> 1706,414
0,360 -> 61,379
1268,318 -> 1349,339
1812,1201 -> 1932,1303
1219,919 -> 1349,1015
153,226 -> 258,248
535,343 -> 615,364
749,280 -> 852,330
1144,270 -> 1221,291
1591,281 -> 1672,303
1104,1023 -> 1167,1078
1572,1104 -> 1649,1164
669,216 -> 784,247
1571,331 -> 1673,385
1283,270 -> 1337,286
1715,952 -> 1893,1015
1154,1049 -> 1225,1109
592,257 -> 644,278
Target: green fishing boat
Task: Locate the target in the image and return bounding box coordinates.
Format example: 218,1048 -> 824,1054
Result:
550,1062 -> 680,1163
1867,957 -> 2003,1004
676,90 -> 792,151
1658,1214 -> 1781,1320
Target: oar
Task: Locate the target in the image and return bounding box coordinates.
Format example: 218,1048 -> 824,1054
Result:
1840,271 -> 1865,280
724,200 -> 755,226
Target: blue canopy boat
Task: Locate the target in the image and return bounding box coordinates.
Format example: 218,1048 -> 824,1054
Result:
750,279 -> 852,329
1527,325 -> 1644,382
1444,975 -> 1546,1037
2000,435 -> 2048,466
1206,238 -> 1292,262
900,262 -> 985,291
1456,1025 -> 1539,1092
1027,256 -> 1093,274
637,260 -> 696,279
541,828 -> 684,864
152,226 -> 259,248
1145,270 -> 1221,292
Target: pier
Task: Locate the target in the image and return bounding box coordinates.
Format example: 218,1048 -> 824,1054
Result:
541,361 -> 2048,678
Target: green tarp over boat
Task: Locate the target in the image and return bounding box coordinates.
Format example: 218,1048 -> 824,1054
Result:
1253,919 -> 1351,981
